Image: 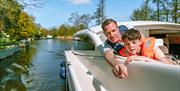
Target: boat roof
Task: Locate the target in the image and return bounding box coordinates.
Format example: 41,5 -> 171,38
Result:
86,21 -> 180,34
74,21 -> 180,42
117,21 -> 180,26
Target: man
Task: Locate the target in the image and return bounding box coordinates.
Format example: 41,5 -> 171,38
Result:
102,19 -> 128,79
120,29 -> 176,65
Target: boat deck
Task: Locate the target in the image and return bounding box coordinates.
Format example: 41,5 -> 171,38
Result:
65,50 -> 180,91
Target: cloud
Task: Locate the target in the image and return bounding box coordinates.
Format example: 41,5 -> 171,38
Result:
68,0 -> 91,5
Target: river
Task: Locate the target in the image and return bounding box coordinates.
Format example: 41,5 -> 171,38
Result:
0,39 -> 72,91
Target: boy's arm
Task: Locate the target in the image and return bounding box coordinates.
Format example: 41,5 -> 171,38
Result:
158,57 -> 177,65
154,47 -> 176,65
124,55 -> 158,65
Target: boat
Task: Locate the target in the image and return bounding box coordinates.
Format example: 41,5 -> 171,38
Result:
0,45 -> 19,60
64,21 -> 180,91
46,34 -> 53,39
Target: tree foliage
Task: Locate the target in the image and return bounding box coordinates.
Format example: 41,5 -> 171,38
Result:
18,11 -> 36,39
171,0 -> 179,23
131,0 -> 180,23
0,0 -> 22,39
130,0 -> 154,20
17,0 -> 44,10
68,12 -> 93,28
0,0 -> 45,41
94,0 -> 106,25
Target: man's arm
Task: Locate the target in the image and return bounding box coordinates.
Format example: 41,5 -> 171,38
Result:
104,50 -> 128,79
104,50 -> 119,66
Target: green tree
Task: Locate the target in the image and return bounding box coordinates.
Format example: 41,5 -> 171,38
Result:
151,0 -> 172,21
79,14 -> 93,28
49,27 -> 58,37
131,0 -> 179,23
94,0 -> 106,25
152,0 -> 161,21
151,0 -> 179,23
0,0 -> 45,41
68,12 -> 93,30
159,0 -> 171,22
0,20 -> 3,31
40,28 -> 49,37
18,0 -> 44,10
18,11 -> 36,39
171,0 -> 179,23
130,0 -> 154,20
57,24 -> 67,36
0,0 -> 22,40
68,12 -> 81,27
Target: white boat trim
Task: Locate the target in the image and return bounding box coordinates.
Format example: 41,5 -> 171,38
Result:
65,21 -> 180,91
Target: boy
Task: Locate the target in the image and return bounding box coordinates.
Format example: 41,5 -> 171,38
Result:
120,29 -> 175,65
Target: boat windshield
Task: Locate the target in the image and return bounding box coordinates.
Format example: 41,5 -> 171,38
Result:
72,35 -> 95,51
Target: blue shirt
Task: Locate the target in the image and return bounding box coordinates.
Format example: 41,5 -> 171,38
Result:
103,40 -> 124,54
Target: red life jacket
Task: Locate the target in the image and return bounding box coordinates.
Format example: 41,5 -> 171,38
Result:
119,37 -> 156,59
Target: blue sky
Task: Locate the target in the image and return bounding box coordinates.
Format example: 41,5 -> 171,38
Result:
26,0 -> 144,29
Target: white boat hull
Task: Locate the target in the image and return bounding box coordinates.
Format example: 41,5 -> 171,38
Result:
65,51 -> 180,91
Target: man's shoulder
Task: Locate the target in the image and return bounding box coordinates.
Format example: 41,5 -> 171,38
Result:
104,40 -> 124,54
104,40 -> 113,48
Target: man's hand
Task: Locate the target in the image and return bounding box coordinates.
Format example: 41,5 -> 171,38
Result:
104,50 -> 128,79
112,63 -> 128,79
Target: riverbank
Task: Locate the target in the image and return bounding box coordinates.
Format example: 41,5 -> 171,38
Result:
56,36 -> 73,40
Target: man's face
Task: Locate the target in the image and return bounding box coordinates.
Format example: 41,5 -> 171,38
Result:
103,22 -> 121,43
123,39 -> 142,55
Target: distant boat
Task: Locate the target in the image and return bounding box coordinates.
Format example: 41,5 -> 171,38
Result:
46,34 -> 53,39
64,21 -> 180,91
0,45 -> 19,60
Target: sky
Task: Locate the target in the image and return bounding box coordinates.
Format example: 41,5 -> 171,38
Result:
25,0 -> 144,29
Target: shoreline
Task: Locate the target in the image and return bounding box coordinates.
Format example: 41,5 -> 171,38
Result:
56,36 -> 73,40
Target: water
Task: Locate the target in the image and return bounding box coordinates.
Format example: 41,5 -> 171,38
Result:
0,39 -> 72,91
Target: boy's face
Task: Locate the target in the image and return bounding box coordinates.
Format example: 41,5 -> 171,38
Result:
123,38 -> 142,55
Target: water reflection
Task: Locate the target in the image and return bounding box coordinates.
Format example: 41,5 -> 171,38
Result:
0,39 -> 72,91
0,43 -> 36,91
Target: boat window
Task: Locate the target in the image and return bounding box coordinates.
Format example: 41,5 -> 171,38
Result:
150,34 -> 166,38
72,35 -> 95,50
119,25 -> 128,34
97,31 -> 107,42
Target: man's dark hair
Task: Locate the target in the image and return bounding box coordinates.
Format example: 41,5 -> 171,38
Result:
101,19 -> 118,30
122,29 -> 141,41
